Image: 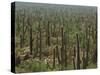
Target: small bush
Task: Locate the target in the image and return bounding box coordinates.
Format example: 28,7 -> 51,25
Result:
16,59 -> 48,73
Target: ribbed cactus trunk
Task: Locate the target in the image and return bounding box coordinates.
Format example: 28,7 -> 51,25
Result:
47,21 -> 50,46
28,16 -> 33,55
36,33 -> 38,56
17,14 -> 22,48
51,24 -> 53,36
53,23 -> 56,37
85,25 -> 90,68
92,26 -> 97,64
61,26 -> 64,70
92,49 -> 97,64
39,23 -> 42,71
53,48 -> 56,69
20,34 -> 23,48
76,34 -> 80,69
30,24 -> 32,55
82,33 -> 86,69
73,46 -> 76,69
86,38 -> 89,67
56,45 -> 60,64
22,14 -> 25,48
64,32 -> 67,69
82,49 -> 86,69
64,45 -> 67,69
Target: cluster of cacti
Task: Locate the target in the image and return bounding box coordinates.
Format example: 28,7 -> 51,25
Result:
15,2 -> 97,72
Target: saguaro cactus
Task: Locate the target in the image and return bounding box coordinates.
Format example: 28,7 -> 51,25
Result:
53,48 -> 56,69
61,26 -> 65,70
73,46 -> 76,69
39,22 -> 42,71
35,32 -> 39,57
82,48 -> 86,69
64,32 -> 67,69
86,37 -> 89,67
29,22 -> 33,55
92,49 -> 97,64
47,21 -> 50,46
20,34 -> 23,48
28,16 -> 33,55
76,33 -> 80,69
85,25 -> 90,68
22,10 -> 26,48
56,45 -> 60,64
53,22 -> 56,37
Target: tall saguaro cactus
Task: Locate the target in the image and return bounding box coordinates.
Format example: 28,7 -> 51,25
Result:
39,21 -> 42,71
85,25 -> 90,68
61,26 -> 65,70
47,21 -> 50,46
29,20 -> 33,55
76,34 -> 80,69
56,45 -> 61,65
27,16 -> 33,55
20,34 -> 23,48
86,37 -> 89,67
16,12 -> 22,48
82,48 -> 86,69
64,32 -> 67,69
73,46 -> 76,69
36,32 -> 39,56
22,10 -> 26,48
53,48 -> 56,69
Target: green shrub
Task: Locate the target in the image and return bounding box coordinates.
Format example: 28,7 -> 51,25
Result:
16,59 -> 48,73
